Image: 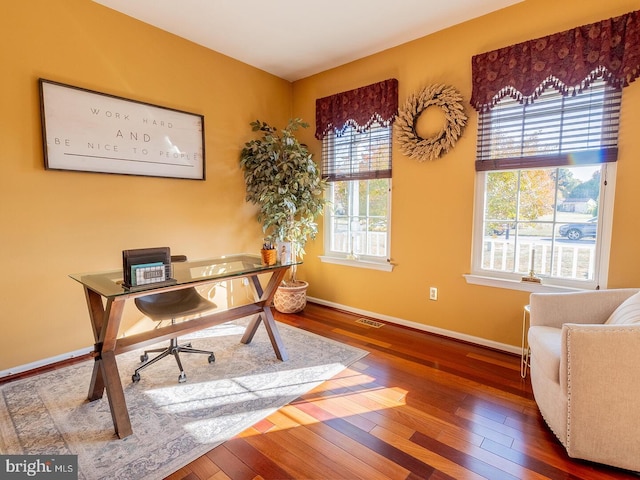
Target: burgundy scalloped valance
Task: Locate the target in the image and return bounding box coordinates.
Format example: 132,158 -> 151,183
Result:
315,78 -> 398,139
471,10 -> 640,111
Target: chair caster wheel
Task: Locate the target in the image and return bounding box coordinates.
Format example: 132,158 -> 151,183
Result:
208,353 -> 215,363
132,373 -> 140,383
140,353 -> 148,362
178,372 -> 187,383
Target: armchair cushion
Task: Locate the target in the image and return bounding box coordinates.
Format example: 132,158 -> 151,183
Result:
605,291 -> 640,325
527,326 -> 561,384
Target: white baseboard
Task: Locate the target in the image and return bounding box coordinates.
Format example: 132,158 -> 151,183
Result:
307,296 -> 521,355
0,346 -> 94,379
1,300 -> 520,379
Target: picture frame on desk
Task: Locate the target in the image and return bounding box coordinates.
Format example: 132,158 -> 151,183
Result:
39,79 -> 205,180
277,241 -> 292,265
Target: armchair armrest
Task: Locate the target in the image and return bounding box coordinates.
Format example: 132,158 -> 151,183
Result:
561,323 -> 640,470
529,289 -> 639,329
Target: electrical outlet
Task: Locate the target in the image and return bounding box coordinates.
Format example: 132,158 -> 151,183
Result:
429,287 -> 438,301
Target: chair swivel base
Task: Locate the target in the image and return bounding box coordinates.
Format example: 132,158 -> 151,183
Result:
132,337 -> 215,383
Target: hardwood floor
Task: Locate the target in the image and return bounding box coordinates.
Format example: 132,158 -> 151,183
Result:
165,303 -> 638,480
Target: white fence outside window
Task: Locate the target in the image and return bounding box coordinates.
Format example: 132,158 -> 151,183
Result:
333,231 -> 387,258
482,238 -> 596,281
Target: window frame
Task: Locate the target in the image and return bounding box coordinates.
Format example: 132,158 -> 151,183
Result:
468,163 -> 615,292
320,125 -> 394,272
467,79 -> 619,292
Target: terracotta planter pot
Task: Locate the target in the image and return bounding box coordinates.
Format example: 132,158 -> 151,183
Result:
274,281 -> 308,313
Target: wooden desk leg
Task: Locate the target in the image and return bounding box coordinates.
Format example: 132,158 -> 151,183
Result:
83,289 -> 131,437
100,350 -> 132,438
241,267 -> 289,360
85,288 -> 107,400
261,306 -> 288,361
241,307 -> 288,361
241,314 -> 262,344
88,358 -> 106,401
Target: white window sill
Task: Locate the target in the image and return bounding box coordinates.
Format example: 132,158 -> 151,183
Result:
463,274 -> 587,293
319,256 -> 394,272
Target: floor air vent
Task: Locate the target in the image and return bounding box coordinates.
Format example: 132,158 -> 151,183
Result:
356,318 -> 384,328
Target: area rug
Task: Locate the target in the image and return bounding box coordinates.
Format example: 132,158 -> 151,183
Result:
0,320 -> 368,479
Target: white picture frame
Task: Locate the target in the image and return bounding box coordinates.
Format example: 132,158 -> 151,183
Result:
39,79 -> 205,180
277,241 -> 292,265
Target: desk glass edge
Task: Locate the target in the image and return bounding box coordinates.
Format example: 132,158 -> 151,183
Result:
70,253 -> 300,298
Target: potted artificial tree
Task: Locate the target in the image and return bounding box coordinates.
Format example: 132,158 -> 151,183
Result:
240,118 -> 326,313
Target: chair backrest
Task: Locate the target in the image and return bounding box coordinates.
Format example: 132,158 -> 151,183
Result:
134,255 -> 217,321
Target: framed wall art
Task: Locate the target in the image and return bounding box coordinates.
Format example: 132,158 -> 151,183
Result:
39,79 -> 205,180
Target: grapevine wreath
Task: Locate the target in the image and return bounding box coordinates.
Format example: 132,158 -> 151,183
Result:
396,84 -> 467,162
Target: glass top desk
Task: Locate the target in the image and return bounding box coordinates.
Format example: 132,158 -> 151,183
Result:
70,253 -> 298,439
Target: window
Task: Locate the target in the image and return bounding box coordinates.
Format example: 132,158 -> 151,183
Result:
315,78 -> 398,270
322,124 -> 392,269
471,77 -> 621,289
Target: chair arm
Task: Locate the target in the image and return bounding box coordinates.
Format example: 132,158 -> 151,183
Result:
561,323 -> 640,470
529,289 -> 639,329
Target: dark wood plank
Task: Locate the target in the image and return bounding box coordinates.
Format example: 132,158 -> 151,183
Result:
222,436 -> 293,480
205,444 -> 258,480
178,454 -> 221,480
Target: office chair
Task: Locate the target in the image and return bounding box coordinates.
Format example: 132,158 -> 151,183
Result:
132,255 -> 217,383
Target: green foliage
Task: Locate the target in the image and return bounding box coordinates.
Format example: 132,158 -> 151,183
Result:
554,168 -> 579,198
486,170 -> 555,222
486,171 -> 517,222
566,170 -> 601,201
240,119 -> 327,280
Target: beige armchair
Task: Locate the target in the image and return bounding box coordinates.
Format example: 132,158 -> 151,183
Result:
528,289 -> 640,472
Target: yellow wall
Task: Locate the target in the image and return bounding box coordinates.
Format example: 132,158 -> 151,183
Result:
1,0 -> 291,370
293,0 -> 640,346
3,0 -> 640,371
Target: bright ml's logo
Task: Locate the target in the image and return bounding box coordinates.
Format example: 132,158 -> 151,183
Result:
1,455 -> 77,479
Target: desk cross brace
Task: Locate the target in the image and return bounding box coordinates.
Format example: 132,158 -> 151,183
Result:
84,265 -> 290,439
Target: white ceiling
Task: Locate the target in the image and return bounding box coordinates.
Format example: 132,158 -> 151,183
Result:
93,0 -> 522,82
